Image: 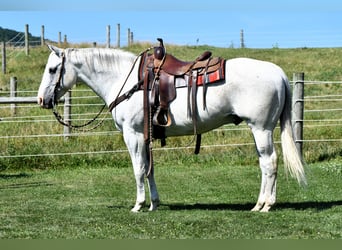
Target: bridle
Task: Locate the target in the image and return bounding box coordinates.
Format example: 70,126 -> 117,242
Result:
52,50 -> 107,131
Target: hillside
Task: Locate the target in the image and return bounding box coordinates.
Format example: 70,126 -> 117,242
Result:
0,26 -> 41,45
1,43 -> 342,92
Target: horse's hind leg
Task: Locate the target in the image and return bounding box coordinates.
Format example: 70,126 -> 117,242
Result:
251,128 -> 278,212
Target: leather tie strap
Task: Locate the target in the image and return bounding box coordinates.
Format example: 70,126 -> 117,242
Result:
191,70 -> 198,136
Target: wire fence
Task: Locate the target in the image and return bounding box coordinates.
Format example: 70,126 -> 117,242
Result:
0,80 -> 341,159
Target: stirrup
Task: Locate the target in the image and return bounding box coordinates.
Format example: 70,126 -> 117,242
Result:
153,107 -> 172,127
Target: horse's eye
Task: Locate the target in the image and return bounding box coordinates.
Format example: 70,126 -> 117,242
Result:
49,67 -> 57,74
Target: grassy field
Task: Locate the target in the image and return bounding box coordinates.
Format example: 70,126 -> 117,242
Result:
0,44 -> 341,239
0,157 -> 341,239
0,158 -> 341,239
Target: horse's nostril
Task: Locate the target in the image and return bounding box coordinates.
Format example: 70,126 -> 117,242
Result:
38,97 -> 44,106
37,97 -> 44,107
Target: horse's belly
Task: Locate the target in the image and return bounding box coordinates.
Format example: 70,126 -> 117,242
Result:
165,106 -> 235,136
164,83 -> 234,136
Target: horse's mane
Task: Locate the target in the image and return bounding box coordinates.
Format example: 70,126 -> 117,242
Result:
65,48 -> 136,73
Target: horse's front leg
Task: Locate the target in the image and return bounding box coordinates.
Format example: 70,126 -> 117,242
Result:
146,167 -> 160,211
123,128 -> 159,212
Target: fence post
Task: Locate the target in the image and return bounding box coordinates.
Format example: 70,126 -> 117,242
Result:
41,25 -> 45,46
58,32 -> 61,46
127,28 -> 131,46
25,24 -> 29,55
63,90 -> 72,140
106,25 -> 111,48
64,35 -> 68,45
240,29 -> 245,48
116,23 -> 120,48
292,72 -> 305,156
10,77 -> 17,116
2,41 -> 6,74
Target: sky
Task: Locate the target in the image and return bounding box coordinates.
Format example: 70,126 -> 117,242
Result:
1,0 -> 342,48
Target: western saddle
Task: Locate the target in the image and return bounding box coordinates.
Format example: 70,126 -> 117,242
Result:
109,38 -> 225,174
141,39 -> 225,149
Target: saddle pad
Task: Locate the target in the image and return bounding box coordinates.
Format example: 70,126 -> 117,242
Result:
175,60 -> 225,88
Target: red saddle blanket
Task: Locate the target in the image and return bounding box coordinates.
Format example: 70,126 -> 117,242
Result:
174,59 -> 226,88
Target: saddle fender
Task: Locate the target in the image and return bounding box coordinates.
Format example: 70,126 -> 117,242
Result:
152,72 -> 176,127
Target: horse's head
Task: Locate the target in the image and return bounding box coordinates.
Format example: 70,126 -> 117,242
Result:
37,45 -> 77,109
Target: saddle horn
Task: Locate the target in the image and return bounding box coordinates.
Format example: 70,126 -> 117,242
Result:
154,38 -> 165,60
157,38 -> 164,48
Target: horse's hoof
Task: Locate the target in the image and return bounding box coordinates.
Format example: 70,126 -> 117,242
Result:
131,201 -> 145,212
148,199 -> 160,211
251,203 -> 263,212
260,204 -> 272,212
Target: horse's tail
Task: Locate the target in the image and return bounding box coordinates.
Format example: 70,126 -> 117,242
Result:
280,78 -> 307,186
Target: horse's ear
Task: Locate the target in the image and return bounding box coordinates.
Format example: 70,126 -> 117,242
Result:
47,44 -> 62,57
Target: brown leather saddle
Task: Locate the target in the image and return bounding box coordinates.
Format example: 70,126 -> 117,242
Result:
143,39 -> 225,129
140,38 -> 225,154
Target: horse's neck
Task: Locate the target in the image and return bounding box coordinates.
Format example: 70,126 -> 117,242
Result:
67,48 -> 138,105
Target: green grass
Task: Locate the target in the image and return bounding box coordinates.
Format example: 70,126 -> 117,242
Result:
0,158 -> 341,239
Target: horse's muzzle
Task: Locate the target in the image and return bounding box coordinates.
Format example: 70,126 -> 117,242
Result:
37,96 -> 54,109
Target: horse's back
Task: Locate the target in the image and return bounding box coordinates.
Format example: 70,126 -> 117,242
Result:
226,57 -> 287,83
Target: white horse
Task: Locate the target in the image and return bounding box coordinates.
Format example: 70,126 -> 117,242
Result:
37,45 -> 306,212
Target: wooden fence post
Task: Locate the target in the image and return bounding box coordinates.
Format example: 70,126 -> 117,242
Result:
63,90 -> 72,140
106,25 -> 111,48
64,35 -> 68,45
116,23 -> 120,48
127,28 -> 131,46
10,77 -> 17,116
25,24 -> 29,55
292,72 -> 305,156
2,41 -> 6,74
240,29 -> 245,48
41,25 -> 45,46
58,32 -> 61,46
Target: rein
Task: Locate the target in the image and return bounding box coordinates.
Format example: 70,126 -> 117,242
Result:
52,50 -> 107,131
52,103 -> 107,131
